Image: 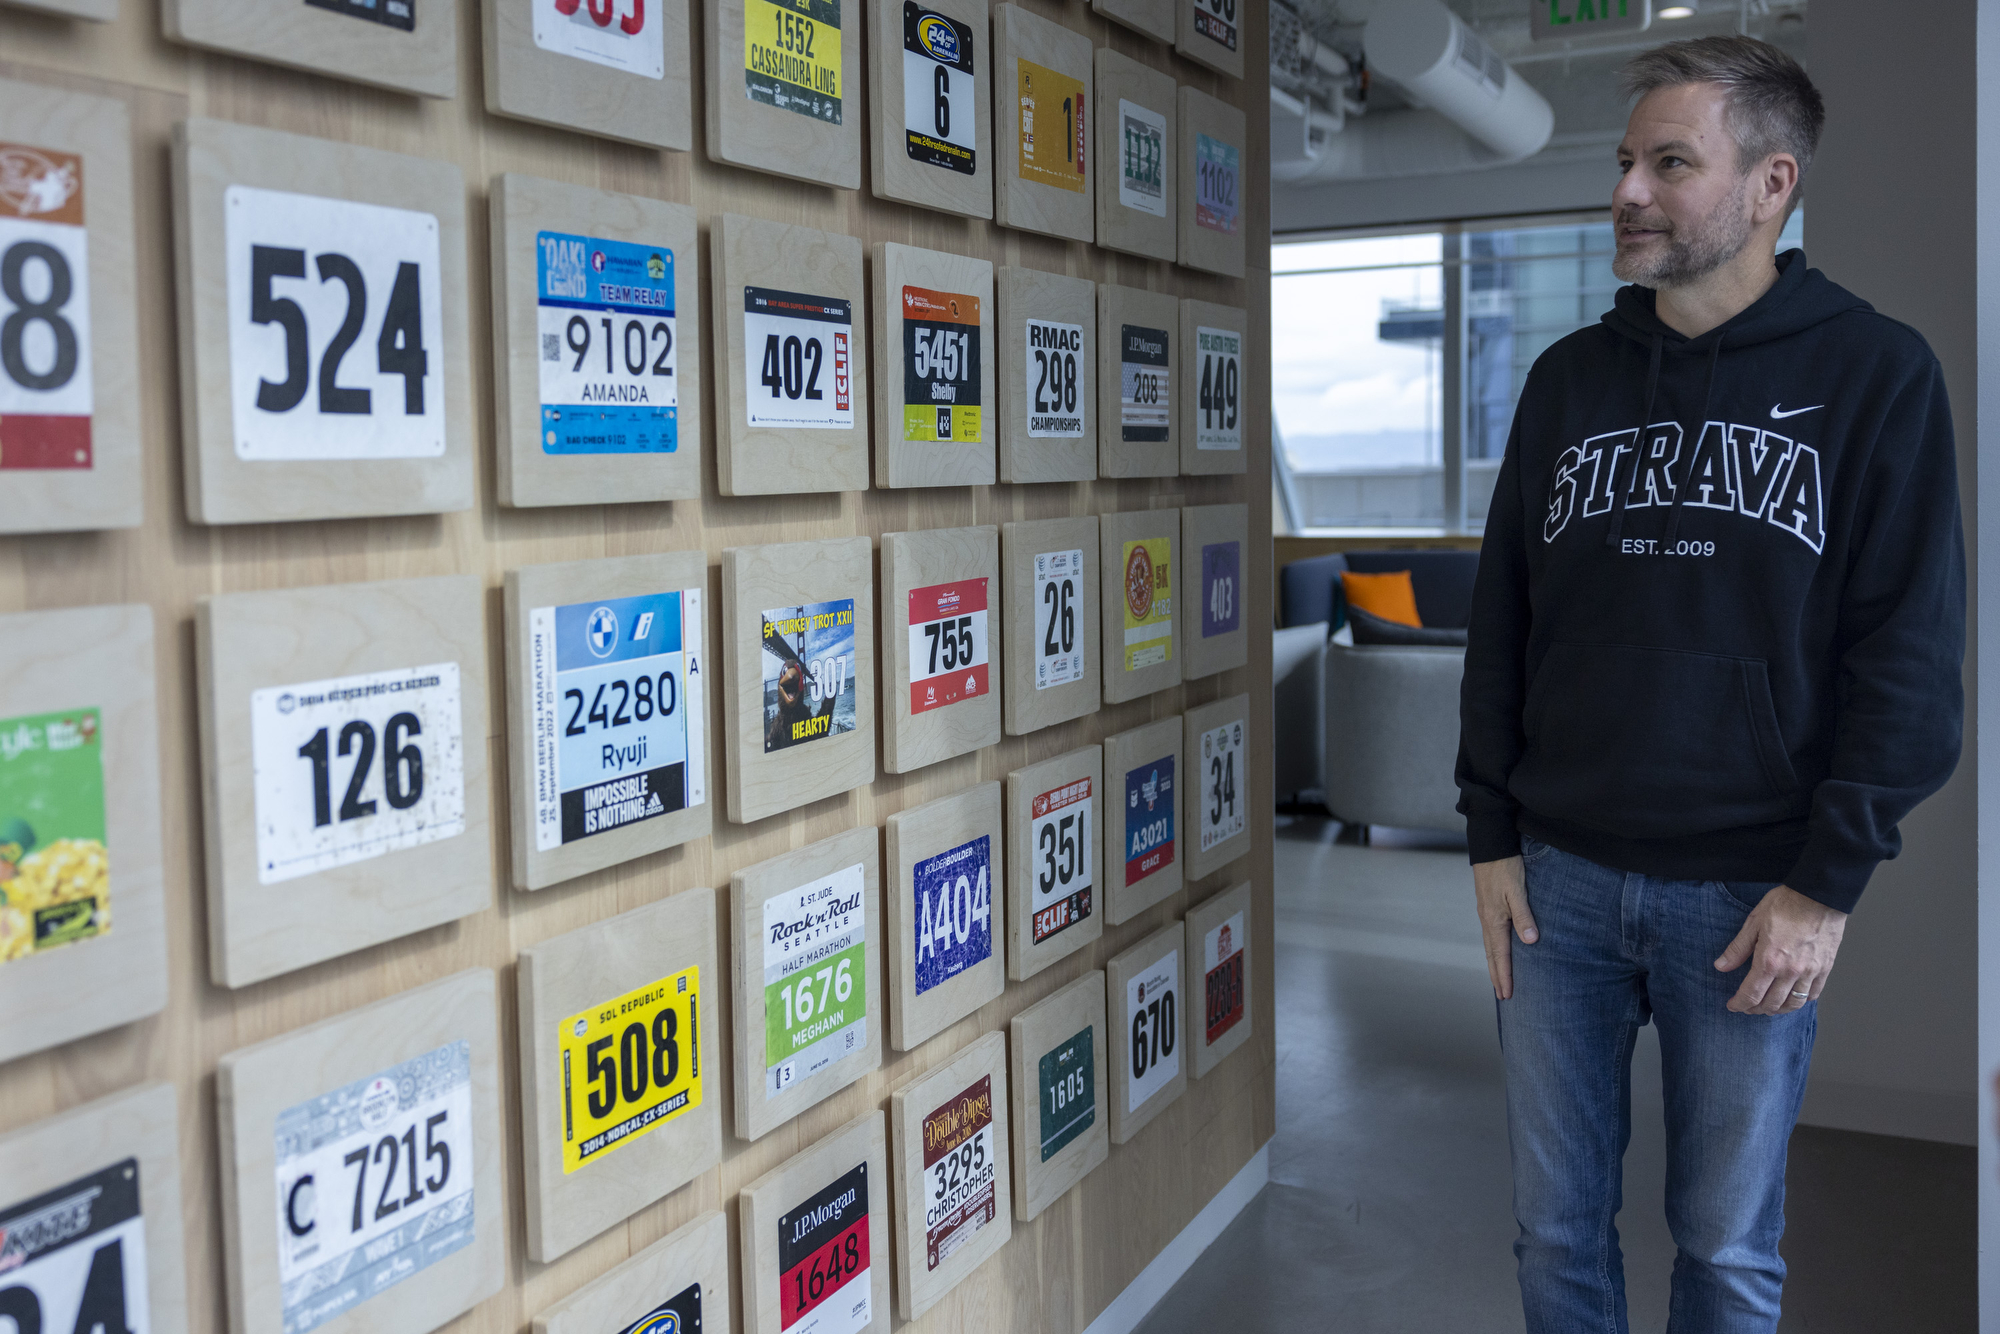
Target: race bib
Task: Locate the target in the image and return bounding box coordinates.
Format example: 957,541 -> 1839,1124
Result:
0,142 -> 92,471
1032,548 -> 1084,689
763,862 -> 868,1098
0,706 -> 109,966
906,578 -> 988,715
761,599 -> 857,752
1194,134 -> 1239,235
535,231 -> 677,456
1125,954 -> 1179,1111
1194,325 -> 1241,451
274,1041 -> 476,1334
1029,777 -> 1091,944
1015,60 -> 1085,192
617,1284 -> 701,1334
902,4 -> 975,174
1203,911 -> 1245,1044
250,664 -> 466,885
745,0 -> 843,123
1197,719 -> 1244,852
1119,537 -> 1172,672
1037,1026 -> 1093,1161
1024,319 -> 1083,437
1200,541 -> 1240,638
1116,101 -> 1166,217
921,1075 -> 995,1270
224,186 -> 444,461
1190,0 -> 1236,53
555,965 -> 702,1174
911,834 -> 991,994
0,1159 -> 149,1334
744,287 -> 853,428
528,589 -> 704,851
534,0 -> 664,77
307,0 -> 414,28
1119,324 -> 1169,443
1122,754 -> 1174,886
778,1164 -> 870,1334
900,286 -> 981,443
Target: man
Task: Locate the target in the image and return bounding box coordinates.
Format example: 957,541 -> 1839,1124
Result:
1456,36 -> 1964,1334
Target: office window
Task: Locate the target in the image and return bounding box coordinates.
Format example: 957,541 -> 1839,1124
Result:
1273,212 -> 1806,532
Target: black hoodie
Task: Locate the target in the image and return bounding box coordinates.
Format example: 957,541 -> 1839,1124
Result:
1456,250 -> 1964,914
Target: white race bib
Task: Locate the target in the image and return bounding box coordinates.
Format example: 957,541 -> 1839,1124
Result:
1032,548 -> 1084,689
744,286 -> 853,429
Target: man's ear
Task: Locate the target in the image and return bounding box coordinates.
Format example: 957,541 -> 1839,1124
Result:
1754,153 -> 1801,225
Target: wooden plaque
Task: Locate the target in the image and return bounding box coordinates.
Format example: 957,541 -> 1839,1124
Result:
730,827 -> 884,1140
881,525 -> 1000,773
1099,507 -> 1181,704
710,213 -> 870,495
738,1110 -> 891,1334
3,0 -> 113,21
482,0 -> 692,149
0,1083 -> 190,1333
1186,878 -> 1251,1078
1176,87 -> 1246,277
196,576 -> 493,987
217,969 -> 505,1334
995,264 -> 1094,484
517,888 -> 721,1262
1176,0 -> 1243,79
0,79 -> 141,531
1004,744 -> 1102,980
885,780 -> 1004,1049
490,174 -> 701,508
1096,283 -> 1179,478
1006,969 -> 1107,1220
1179,502 -> 1247,677
871,242 -> 996,488
1089,0 -> 1168,41
991,3 -> 1093,243
721,536 -> 876,823
503,551 -> 713,890
1091,50 -> 1176,263
163,0 -> 456,98
533,1210 -> 729,1334
171,119 -> 474,524
0,604 -> 165,1063
999,515 -> 1100,735
889,1030 -> 1012,1319
1183,691 -> 1249,882
1105,919 -> 1185,1144
1102,714 -> 1182,925
704,0 -> 861,188
1180,299 -> 1247,475
867,0 -> 992,217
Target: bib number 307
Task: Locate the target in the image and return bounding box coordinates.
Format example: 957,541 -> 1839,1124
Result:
225,186 -> 445,462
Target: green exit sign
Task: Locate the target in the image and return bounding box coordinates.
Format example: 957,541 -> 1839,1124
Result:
1531,0 -> 1652,41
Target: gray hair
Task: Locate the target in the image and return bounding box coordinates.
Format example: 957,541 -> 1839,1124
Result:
1622,36 -> 1824,208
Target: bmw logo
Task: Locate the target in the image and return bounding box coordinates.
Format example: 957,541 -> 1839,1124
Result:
587,607 -> 619,657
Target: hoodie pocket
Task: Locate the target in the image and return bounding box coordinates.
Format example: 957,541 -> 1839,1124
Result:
1511,642 -> 1801,840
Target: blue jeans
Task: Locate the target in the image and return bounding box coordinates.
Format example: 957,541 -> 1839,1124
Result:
1499,836 -> 1816,1334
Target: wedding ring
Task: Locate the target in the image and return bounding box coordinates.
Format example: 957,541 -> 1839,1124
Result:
1789,990 -> 1811,999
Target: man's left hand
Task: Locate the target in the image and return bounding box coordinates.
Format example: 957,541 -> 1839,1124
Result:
1715,885 -> 1848,1015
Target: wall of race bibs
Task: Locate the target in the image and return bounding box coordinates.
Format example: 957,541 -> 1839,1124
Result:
0,0 -> 1271,1325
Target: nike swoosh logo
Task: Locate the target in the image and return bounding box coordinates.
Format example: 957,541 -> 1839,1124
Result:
1770,404 -> 1823,419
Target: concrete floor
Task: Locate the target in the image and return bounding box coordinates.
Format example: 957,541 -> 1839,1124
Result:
1133,816 -> 1976,1333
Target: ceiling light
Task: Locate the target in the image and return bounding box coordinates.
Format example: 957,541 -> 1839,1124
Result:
1658,6 -> 1696,16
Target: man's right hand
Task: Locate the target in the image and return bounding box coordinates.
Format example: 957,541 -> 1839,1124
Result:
1474,855 -> 1538,1000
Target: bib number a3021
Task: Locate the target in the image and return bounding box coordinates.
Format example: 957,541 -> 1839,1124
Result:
1025,319 -> 1082,437
557,965 -> 701,1174
0,141 -> 93,471
225,186 -> 444,461
1030,777 -> 1091,944
274,1042 -> 476,1334
745,287 -> 852,429
907,578 -> 988,715
250,663 -> 466,885
1198,719 -> 1244,852
902,4 -> 975,174
1123,755 -> 1174,885
1194,326 -> 1241,451
1033,547 -> 1084,689
1126,955 -> 1179,1110
0,1159 -> 149,1334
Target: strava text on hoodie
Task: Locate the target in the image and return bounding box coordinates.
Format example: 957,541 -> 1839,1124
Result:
1455,251 -> 1965,914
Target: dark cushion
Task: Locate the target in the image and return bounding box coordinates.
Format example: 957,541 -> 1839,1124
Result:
1346,606 -> 1468,647
1279,553 -> 1348,630
1343,551 -> 1480,630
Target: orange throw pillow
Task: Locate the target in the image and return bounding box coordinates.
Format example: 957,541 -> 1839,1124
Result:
1341,569 -> 1423,628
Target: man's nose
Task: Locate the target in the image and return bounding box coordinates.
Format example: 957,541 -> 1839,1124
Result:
1612,166 -> 1651,213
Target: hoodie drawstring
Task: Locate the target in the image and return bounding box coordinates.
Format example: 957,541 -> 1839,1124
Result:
1661,336 -> 1724,549
1605,333 -> 1664,547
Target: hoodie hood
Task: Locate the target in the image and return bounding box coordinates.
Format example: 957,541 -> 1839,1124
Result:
1602,249 -> 1874,353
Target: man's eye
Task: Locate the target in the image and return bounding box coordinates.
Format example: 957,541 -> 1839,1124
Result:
1660,156 -> 1687,169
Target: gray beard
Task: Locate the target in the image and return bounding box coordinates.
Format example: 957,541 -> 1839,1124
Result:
1612,189 -> 1757,288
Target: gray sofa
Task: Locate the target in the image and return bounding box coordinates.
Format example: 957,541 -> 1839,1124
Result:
1275,551 -> 1478,833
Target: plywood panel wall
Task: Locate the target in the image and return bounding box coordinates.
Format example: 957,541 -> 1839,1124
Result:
0,0 -> 1273,1327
